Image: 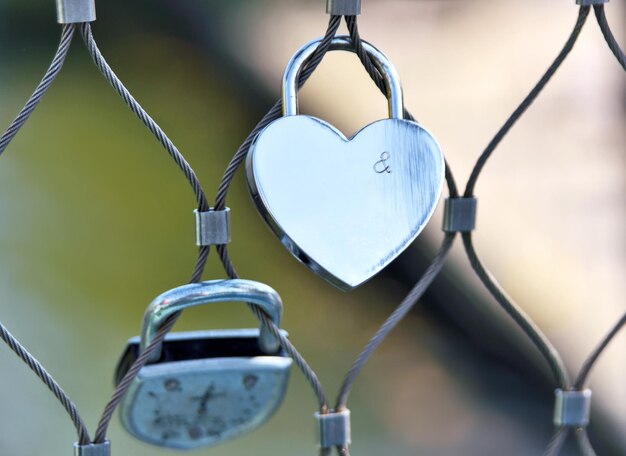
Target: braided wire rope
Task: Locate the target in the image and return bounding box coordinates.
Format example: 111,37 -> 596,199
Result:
457,6 -> 591,455
0,25 -> 75,155
333,16 -> 461,424
79,24 -> 209,214
463,233 -> 571,389
0,322 -> 90,443
461,2 -> 592,393
92,15 -> 353,447
575,312 -> 626,389
544,427 -> 571,456
210,15 -> 345,413
0,23 -> 92,444
464,6 -> 591,198
72,4 -> 626,453
576,429 -> 598,456
542,310 -> 626,455
209,8 -> 603,454
334,234 -> 456,410
0,3 -> 623,454
344,7 -> 606,456
211,12 -> 464,455
76,23 -> 218,443
593,5 -> 626,71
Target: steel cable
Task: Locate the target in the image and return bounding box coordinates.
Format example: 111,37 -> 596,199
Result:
0,4 -> 617,454
76,24 -> 214,442
462,232 -> 571,388
575,311 -> 626,389
0,322 -> 91,444
593,5 -> 626,71
79,23 -> 209,213
334,233 -> 455,411
329,19 -> 462,454
94,243 -> 208,441
213,15 -> 342,213
464,6 -> 590,197
210,16 -> 344,416
543,426 -> 570,456
451,0 -> 592,411
0,23 -> 92,444
343,15 -> 459,198
212,13 -> 462,454
576,428 -> 597,456
0,25 -> 75,155
340,12 -> 579,451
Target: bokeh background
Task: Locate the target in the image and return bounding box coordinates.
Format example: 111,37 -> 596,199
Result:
0,1 -> 624,455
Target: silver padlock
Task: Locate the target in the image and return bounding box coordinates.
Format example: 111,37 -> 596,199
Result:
246,35 -> 445,290
115,279 -> 292,450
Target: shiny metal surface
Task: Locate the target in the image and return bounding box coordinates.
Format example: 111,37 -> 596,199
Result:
248,36 -> 444,289
326,0 -> 361,16
56,0 -> 96,24
576,0 -> 608,5
282,36 -> 404,119
315,409 -> 351,447
194,208 -> 231,246
73,441 -> 110,456
553,389 -> 592,426
141,279 -> 283,361
247,116 -> 445,290
119,347 -> 291,450
443,197 -> 477,233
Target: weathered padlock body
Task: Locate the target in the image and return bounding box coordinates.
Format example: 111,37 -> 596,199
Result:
116,329 -> 291,450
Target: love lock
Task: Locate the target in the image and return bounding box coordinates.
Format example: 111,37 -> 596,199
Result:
246,35 -> 445,290
115,279 -> 292,450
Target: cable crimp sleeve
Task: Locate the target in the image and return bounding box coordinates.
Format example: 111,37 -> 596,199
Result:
195,208 -> 231,246
326,0 -> 361,15
443,197 -> 477,233
315,409 -> 351,448
553,389 -> 592,427
73,441 -> 110,456
56,0 -> 96,24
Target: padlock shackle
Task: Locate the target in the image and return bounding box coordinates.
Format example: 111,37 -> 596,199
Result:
282,35 -> 404,119
140,279 -> 283,362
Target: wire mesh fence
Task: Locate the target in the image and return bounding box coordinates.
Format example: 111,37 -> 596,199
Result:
0,1 -> 624,455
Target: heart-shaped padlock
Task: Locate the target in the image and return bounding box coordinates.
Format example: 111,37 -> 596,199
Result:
246,36 -> 445,290
115,279 -> 292,450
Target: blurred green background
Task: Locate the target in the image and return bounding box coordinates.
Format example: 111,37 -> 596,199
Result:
0,1 -> 625,455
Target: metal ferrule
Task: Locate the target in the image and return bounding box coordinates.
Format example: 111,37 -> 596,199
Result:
443,197 -> 478,233
56,0 -> 96,24
326,0 -> 361,15
195,208 -> 231,246
315,409 -> 351,448
73,441 -> 110,456
553,389 -> 592,427
141,280 -> 283,361
282,36 -> 404,119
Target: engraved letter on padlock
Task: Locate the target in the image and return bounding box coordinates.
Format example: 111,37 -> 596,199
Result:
246,35 -> 445,291
115,279 -> 292,450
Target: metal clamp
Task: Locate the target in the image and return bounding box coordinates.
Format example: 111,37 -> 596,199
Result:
195,208 -> 231,246
315,409 -> 351,448
326,0 -> 361,16
553,389 -> 592,427
56,0 -> 96,24
576,0 -> 608,5
73,441 -> 110,456
443,197 -> 477,233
